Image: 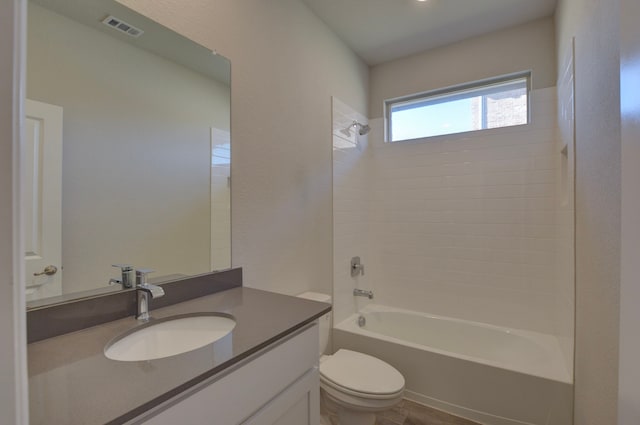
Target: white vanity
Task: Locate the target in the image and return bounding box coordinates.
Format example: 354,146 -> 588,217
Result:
137,324 -> 319,425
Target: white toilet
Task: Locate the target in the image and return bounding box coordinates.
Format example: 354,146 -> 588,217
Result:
297,292 -> 405,425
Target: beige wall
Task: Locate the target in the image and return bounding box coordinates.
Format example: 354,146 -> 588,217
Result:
0,0 -> 27,422
555,0 -> 621,423
119,0 -> 369,295
369,17 -> 556,118
28,3 -> 231,295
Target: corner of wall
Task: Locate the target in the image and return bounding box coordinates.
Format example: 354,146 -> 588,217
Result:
0,0 -> 28,422
554,0 -> 621,422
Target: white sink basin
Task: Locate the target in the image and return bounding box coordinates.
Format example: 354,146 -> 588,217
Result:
104,313 -> 236,362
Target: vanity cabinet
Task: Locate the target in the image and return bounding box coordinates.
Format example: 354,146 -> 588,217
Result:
134,323 -> 319,425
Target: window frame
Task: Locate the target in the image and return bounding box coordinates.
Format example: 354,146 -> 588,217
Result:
384,71 -> 532,143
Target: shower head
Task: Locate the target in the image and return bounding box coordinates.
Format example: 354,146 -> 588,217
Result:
357,123 -> 371,136
341,121 -> 370,137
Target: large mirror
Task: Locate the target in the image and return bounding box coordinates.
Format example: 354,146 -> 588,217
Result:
25,0 -> 231,306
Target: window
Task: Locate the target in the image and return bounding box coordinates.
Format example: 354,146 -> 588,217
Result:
385,73 -> 530,142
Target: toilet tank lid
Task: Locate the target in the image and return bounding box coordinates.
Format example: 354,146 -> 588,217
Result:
296,292 -> 331,303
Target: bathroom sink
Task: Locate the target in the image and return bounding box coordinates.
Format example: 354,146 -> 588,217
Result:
104,313 -> 236,362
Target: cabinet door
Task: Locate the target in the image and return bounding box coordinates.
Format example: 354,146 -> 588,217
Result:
242,368 -> 319,425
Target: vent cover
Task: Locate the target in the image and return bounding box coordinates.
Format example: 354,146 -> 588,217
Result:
101,15 -> 144,38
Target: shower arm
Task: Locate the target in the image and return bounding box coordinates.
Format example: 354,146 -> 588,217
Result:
342,120 -> 371,136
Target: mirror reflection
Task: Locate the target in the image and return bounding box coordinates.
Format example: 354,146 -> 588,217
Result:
25,0 -> 231,305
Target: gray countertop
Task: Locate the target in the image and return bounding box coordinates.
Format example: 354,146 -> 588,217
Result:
27,287 -> 331,425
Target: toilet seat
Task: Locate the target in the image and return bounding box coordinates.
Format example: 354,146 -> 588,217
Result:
319,349 -> 405,400
321,378 -> 404,414
320,374 -> 405,401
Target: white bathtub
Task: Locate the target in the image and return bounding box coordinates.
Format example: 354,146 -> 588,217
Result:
333,305 -> 573,425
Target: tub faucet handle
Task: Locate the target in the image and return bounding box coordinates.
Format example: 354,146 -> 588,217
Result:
351,256 -> 365,277
353,288 -> 374,299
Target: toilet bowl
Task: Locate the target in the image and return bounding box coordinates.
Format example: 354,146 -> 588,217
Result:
297,292 -> 405,425
320,349 -> 405,425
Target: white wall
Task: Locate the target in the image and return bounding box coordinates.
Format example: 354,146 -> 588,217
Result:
555,0 -> 621,423
369,17 -> 557,119
27,4 -> 230,295
618,0 -> 640,422
0,0 -> 28,422
119,0 -> 369,296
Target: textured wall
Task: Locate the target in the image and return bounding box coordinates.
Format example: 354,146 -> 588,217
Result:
118,0 -> 369,295
555,0 -> 621,423
369,17 -> 557,118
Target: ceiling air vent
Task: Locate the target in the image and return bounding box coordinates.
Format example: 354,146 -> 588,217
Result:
101,15 -> 144,38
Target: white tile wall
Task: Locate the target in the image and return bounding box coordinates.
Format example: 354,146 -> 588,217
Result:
332,98 -> 374,324
368,88 -> 568,334
333,88 -> 574,343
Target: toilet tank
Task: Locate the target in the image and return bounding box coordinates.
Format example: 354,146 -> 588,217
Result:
296,292 -> 332,355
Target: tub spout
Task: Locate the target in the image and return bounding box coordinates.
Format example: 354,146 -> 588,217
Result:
353,288 -> 374,299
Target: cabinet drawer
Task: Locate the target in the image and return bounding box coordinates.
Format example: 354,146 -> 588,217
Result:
242,368 -> 319,425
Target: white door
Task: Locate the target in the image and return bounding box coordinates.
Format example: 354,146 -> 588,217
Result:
24,99 -> 63,301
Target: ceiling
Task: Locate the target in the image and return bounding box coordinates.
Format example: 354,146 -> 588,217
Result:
301,0 -> 558,65
32,0 -> 230,85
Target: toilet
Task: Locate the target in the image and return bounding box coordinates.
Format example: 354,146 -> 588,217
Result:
297,292 -> 405,425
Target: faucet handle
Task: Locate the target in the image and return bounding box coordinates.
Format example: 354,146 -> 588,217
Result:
136,268 -> 155,286
110,264 -> 135,288
351,257 -> 365,277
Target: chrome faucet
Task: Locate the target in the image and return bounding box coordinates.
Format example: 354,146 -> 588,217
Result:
353,288 -> 374,299
109,264 -> 135,288
135,268 -> 165,321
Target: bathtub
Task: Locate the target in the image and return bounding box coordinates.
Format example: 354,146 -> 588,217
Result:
333,305 -> 573,425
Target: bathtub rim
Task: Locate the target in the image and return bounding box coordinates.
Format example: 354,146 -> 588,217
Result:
335,304 -> 573,385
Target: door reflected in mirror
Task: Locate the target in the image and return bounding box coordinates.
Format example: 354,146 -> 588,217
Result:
26,0 -> 231,306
